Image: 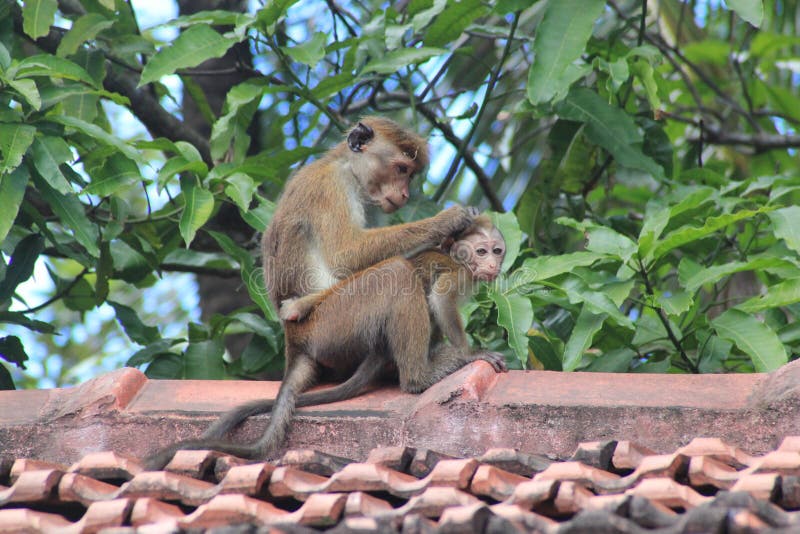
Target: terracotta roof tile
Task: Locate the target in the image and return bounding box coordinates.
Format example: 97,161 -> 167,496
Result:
3,439 -> 800,531
68,451 -> 143,482
4,361 -> 800,532
279,449 -> 352,476
469,464 -> 529,501
58,471 -> 120,505
625,477 -> 711,509
0,468 -> 62,505
477,447 -> 551,477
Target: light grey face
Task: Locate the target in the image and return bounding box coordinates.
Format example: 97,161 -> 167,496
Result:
452,226 -> 505,282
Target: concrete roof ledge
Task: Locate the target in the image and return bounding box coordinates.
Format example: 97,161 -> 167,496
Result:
1,361 -> 798,465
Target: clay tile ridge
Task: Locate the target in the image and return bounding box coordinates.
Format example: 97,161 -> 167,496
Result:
1,360 -> 799,466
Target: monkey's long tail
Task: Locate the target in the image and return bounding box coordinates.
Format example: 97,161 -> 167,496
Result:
145,355 -> 385,470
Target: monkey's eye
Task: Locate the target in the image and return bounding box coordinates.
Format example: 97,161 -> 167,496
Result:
476,248 -> 488,256
493,248 -> 504,255
397,164 -> 409,175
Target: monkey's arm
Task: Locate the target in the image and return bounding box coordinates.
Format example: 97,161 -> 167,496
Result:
327,206 -> 477,273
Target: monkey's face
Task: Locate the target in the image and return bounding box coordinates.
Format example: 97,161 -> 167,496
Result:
453,228 -> 506,282
357,141 -> 419,213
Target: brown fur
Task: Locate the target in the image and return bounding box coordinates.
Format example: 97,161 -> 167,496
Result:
146,117 -> 477,468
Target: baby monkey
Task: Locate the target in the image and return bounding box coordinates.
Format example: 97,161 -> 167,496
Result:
280,213 -> 508,385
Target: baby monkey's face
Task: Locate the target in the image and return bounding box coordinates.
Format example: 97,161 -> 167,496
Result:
451,223 -> 506,282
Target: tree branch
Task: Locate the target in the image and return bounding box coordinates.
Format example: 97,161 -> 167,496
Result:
692,129 -> 800,151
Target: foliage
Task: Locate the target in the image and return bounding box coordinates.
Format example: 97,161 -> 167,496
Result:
1,0 -> 799,388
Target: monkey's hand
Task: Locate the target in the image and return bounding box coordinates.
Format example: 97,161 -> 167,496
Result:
436,205 -> 478,237
279,298 -> 302,321
474,350 -> 508,373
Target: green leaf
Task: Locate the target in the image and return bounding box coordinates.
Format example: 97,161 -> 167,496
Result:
157,156 -> 207,191
139,25 -> 240,87
22,0 -> 57,40
109,300 -> 160,345
656,290 -> 693,316
586,227 -> 637,263
584,348 -> 635,372
257,0 -> 300,33
84,154 -> 141,196
32,173 -> 100,257
363,47 -> 448,74
64,277 -> 95,311
724,0 -> 763,27
0,122 -> 36,174
179,178 -> 215,247
424,0 -> 488,47
7,78 -> 41,110
556,88 -> 665,179
31,136 -> 73,194
529,334 -> 562,371
57,13 -> 115,57
518,251 -> 605,285
12,55 -> 99,88
0,311 -> 55,334
240,195 -> 276,232
563,306 -> 606,371
769,206 -> 800,255
488,211 -> 522,272
652,208 -> 768,261
560,276 -> 633,328
209,230 -> 278,321
182,339 -> 226,379
51,115 -> 143,163
283,32 -> 326,67
0,234 -> 45,303
126,338 -> 182,367
488,286 -> 533,367
527,0 -> 605,105
0,336 -> 28,369
0,166 -> 29,243
679,257 -> 785,293
712,309 -> 787,372
224,172 -> 256,211
737,279 -> 800,313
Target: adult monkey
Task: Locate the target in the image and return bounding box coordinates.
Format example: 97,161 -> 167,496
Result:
147,117 -> 476,467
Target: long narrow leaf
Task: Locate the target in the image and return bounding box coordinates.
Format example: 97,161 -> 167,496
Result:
711,309 -> 787,372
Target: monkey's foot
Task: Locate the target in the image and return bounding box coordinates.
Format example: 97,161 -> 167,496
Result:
475,351 -> 508,373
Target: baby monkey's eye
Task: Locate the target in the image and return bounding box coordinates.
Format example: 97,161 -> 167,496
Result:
476,248 -> 488,256
493,248 -> 504,255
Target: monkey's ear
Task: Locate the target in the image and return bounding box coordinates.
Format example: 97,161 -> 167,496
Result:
347,122 -> 374,152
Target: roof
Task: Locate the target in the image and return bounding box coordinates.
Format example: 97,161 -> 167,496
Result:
0,360 -> 799,531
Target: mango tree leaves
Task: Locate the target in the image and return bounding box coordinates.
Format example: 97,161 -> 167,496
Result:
139,25 -> 241,87
22,0 -> 58,40
724,0 -> 764,28
527,0 -> 605,105
488,282 -> 533,366
712,309 -> 787,372
363,47 -> 447,74
179,179 -> 215,248
0,166 -> 28,243
556,88 -> 665,179
0,123 -> 36,174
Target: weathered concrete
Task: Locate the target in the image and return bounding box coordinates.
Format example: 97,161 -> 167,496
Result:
1,361 -> 798,464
